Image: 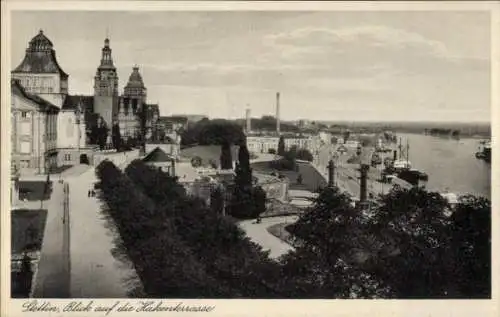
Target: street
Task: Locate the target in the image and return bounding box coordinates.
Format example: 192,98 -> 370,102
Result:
239,215 -> 298,259
66,166 -> 140,298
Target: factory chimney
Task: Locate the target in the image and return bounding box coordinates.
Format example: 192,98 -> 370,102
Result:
276,92 -> 280,135
245,107 -> 251,133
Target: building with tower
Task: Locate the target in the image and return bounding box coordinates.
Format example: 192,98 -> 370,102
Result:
92,38 -> 160,144
11,30 -> 91,172
11,30 -> 162,172
93,38 -> 119,128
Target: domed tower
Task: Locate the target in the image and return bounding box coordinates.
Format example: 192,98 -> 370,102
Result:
93,38 -> 119,127
11,29 -> 69,108
124,66 -> 147,103
120,66 -> 147,140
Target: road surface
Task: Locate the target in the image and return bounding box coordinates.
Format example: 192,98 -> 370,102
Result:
28,181 -> 70,298
66,167 -> 140,298
239,215 -> 298,260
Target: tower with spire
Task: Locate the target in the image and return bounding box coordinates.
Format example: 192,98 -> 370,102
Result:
93,37 -> 119,127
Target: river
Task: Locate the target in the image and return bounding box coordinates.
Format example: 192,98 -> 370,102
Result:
394,133 -> 491,199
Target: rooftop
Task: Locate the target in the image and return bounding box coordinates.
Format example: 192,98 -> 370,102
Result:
12,30 -> 68,78
143,147 -> 174,163
11,79 -> 60,113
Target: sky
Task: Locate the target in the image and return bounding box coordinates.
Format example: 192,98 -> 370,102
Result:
10,10 -> 491,122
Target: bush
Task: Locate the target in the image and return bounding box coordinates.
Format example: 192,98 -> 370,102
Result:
296,149 -> 314,162
123,160 -> 284,297
95,160 -> 220,297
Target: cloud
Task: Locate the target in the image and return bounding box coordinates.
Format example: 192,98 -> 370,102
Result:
266,25 -> 451,57
261,25 -> 488,77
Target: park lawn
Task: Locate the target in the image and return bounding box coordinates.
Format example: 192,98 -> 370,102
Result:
18,181 -> 52,201
11,209 -> 48,255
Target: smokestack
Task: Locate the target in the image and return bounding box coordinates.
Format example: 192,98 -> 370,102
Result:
245,107 -> 251,133
276,92 -> 280,135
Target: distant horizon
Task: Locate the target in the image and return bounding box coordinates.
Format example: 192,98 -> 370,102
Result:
186,114 -> 491,126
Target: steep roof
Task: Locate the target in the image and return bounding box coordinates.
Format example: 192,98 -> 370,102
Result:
62,95 -> 94,112
143,147 -> 173,163
11,79 -> 59,113
12,30 -> 69,78
125,66 -> 145,89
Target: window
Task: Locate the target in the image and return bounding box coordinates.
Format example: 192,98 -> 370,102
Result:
64,154 -> 71,161
20,160 -> 30,169
20,122 -> 31,135
21,111 -> 30,119
20,141 -> 31,154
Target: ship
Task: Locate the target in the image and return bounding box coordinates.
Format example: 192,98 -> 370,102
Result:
382,138 -> 428,186
371,152 -> 382,166
475,140 -> 491,163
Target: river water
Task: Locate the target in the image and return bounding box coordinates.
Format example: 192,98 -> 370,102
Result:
396,133 -> 491,199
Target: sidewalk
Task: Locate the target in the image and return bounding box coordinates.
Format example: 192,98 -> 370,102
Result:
66,167 -> 140,298
31,181 -> 70,298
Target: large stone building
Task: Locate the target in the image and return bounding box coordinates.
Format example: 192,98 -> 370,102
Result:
92,38 -> 159,141
11,30 -> 91,169
11,79 -> 60,175
11,30 -> 162,171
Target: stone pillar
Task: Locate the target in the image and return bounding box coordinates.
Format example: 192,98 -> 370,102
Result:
170,159 -> 176,178
359,164 -> 369,202
327,159 -> 335,187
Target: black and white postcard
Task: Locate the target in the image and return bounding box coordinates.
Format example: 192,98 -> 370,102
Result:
1,1 -> 498,317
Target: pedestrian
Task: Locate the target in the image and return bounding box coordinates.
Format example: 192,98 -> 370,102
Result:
88,190 -> 91,197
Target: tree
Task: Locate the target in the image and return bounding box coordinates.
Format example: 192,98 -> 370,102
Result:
220,141 -> 233,170
208,159 -> 218,169
343,130 -> 350,142
296,149 -> 314,162
122,159 -> 284,298
191,156 -> 202,168
228,144 -> 256,219
278,136 -> 285,156
237,143 -> 250,171
181,119 -> 246,146
252,186 -> 267,219
210,187 -> 225,215
447,195 -> 491,298
112,122 -> 122,151
368,186 -> 453,298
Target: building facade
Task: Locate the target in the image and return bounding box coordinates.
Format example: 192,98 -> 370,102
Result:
247,135 -> 280,154
11,79 -> 59,175
12,30 -> 93,170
